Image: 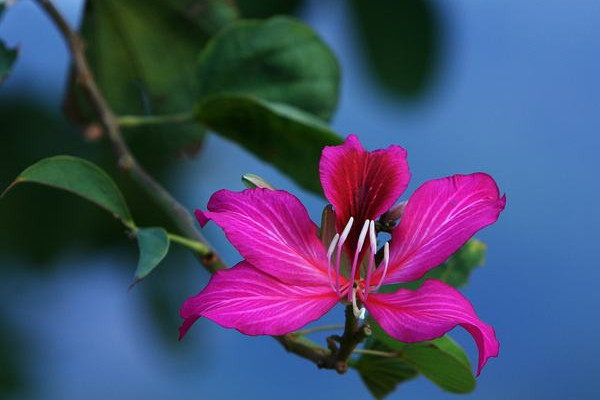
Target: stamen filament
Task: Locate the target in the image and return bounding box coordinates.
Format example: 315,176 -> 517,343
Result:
335,217 -> 354,292
363,221 -> 377,301
326,233 -> 340,293
348,219 -> 370,301
372,242 -> 390,292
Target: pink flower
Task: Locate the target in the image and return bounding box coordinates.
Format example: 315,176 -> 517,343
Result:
180,135 -> 505,375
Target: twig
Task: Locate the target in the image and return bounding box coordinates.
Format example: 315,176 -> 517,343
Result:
117,112 -> 194,128
35,0 -> 358,372
33,0 -> 224,273
293,325 -> 344,336
353,349 -> 399,358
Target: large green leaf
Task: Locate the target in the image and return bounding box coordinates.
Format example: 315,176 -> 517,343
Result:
3,156 -> 132,224
130,227 -> 170,288
350,0 -> 439,98
403,339 -> 476,393
196,16 -> 340,121
196,95 -> 341,194
353,340 -> 418,399
67,0 -> 238,157
369,318 -> 476,394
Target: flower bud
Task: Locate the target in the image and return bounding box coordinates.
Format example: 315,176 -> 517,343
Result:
241,173 -> 275,190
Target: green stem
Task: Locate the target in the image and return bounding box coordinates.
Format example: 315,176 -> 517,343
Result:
167,233 -> 211,255
353,349 -> 399,358
293,325 -> 344,336
117,113 -> 194,128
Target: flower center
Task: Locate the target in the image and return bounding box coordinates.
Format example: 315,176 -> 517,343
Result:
326,216 -> 390,319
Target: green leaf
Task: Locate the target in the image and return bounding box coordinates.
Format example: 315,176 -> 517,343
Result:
3,155 -> 132,224
67,0 -> 238,157
369,317 -> 475,394
350,0 -> 438,98
403,339 -> 476,393
130,227 -> 170,288
353,340 -> 418,399
196,16 -> 340,121
196,95 -> 341,194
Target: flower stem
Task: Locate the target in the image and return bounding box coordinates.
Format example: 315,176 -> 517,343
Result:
293,325 -> 344,336
117,113 -> 194,128
167,233 -> 211,255
353,349 -> 399,358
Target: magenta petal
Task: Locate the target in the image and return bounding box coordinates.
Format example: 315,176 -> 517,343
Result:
197,188 -> 330,286
380,173 -> 506,285
364,280 -> 499,375
319,135 -> 410,252
179,261 -> 339,337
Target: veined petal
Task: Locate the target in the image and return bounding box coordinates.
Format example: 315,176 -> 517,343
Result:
364,279 -> 499,375
197,188 -> 330,285
319,134 -> 410,253
379,173 -> 505,285
179,261 -> 339,338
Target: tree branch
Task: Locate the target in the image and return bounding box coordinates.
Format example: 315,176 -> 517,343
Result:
34,0 -> 366,372
33,0 -> 224,272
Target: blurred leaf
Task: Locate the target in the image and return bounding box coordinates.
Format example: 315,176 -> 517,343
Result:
381,240 -> 487,293
369,317 -> 475,394
196,16 -> 340,120
68,0 -> 238,158
0,2 -> 18,85
4,155 -> 132,224
350,0 -> 439,98
236,0 -> 302,18
0,41 -> 17,85
195,94 -> 341,194
353,339 -> 418,399
130,227 -> 170,287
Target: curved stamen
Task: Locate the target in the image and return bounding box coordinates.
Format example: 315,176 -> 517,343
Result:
362,221 -> 377,300
335,217 -> 354,292
326,233 -> 340,293
351,285 -> 366,320
348,219 -> 370,301
372,242 -> 390,292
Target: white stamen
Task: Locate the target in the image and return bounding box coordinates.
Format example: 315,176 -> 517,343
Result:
339,216 -> 354,245
348,219 -> 371,301
369,220 -> 377,253
327,233 -> 340,259
334,217 -> 353,293
373,242 -> 390,291
356,219 -> 370,252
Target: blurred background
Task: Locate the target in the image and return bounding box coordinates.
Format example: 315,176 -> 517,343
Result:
1,0 -> 599,399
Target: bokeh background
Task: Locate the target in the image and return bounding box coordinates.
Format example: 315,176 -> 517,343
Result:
1,0 -> 599,399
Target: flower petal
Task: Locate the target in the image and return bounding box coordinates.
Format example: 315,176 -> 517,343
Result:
380,173 -> 505,285
196,188 -> 331,285
179,261 -> 339,338
319,135 -> 410,252
364,279 -> 499,375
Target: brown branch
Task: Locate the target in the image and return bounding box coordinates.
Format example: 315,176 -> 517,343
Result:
33,0 -> 224,273
33,0 -> 367,372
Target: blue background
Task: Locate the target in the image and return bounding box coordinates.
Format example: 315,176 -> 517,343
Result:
1,0 -> 599,399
